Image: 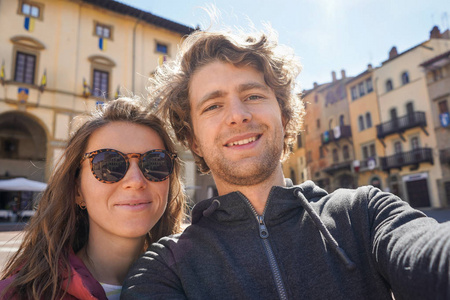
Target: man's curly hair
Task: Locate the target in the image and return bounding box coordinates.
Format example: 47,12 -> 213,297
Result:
149,27 -> 304,173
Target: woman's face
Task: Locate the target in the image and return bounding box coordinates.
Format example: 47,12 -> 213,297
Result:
77,121 -> 170,241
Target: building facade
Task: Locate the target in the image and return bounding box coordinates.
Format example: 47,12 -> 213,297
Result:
421,48 -> 450,206
346,65 -> 388,190
0,0 -> 195,214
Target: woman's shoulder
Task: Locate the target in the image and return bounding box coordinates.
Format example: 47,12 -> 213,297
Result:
0,274 -> 18,298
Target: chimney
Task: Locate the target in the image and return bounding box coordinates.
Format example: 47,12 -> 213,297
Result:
367,64 -> 373,71
341,69 -> 346,79
313,82 -> 318,89
389,46 -> 398,60
430,26 -> 441,39
331,71 -> 337,82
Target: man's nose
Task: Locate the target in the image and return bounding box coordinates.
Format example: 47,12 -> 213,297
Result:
225,97 -> 252,126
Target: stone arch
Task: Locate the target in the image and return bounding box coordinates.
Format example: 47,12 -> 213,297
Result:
0,111 -> 48,181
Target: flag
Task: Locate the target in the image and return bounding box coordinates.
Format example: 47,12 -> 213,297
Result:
99,37 -> 107,51
83,78 -> 91,97
158,55 -> 167,66
114,85 -> 120,99
0,61 -> 5,86
24,17 -> 35,32
39,69 -> 47,92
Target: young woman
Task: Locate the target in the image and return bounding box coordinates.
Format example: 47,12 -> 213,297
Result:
0,97 -> 186,299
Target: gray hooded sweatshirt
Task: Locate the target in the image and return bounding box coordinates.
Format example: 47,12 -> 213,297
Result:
121,181 -> 450,300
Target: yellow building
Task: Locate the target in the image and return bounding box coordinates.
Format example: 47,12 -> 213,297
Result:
282,124 -> 306,186
373,26 -> 450,208
346,65 -> 388,189
421,45 -> 450,207
0,0 -> 194,211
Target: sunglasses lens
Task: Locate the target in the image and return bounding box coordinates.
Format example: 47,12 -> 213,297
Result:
91,151 -> 127,182
141,151 -> 173,181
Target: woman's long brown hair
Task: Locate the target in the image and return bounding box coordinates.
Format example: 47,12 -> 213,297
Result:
1,97 -> 186,299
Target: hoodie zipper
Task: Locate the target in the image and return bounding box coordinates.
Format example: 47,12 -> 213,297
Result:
238,191 -> 288,300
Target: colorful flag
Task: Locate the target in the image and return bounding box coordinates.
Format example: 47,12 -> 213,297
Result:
39,69 -> 47,92
24,17 -> 35,32
99,37 -> 107,51
83,78 -> 91,97
114,85 -> 120,99
158,55 -> 167,66
0,61 -> 5,86
18,87 -> 29,103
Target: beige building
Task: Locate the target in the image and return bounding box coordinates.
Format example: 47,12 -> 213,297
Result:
421,47 -> 450,207
299,71 -> 356,192
346,65 -> 388,190
0,0 -> 194,213
373,26 -> 450,208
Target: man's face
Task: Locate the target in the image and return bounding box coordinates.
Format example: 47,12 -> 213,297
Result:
189,61 -> 285,190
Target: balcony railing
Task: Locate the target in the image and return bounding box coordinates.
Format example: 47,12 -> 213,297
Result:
380,147 -> 433,171
440,148 -> 450,165
376,111 -> 426,139
322,160 -> 352,175
321,125 -> 352,145
359,156 -> 379,171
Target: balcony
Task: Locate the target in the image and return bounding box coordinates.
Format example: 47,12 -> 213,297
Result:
322,160 -> 352,175
376,111 -> 427,139
321,125 -> 352,145
380,147 -> 433,172
359,156 -> 380,172
440,148 -> 450,165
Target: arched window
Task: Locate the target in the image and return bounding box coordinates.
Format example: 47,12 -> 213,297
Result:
358,115 -> 365,131
365,112 -> 372,128
386,79 -> 393,92
401,71 -> 409,85
332,148 -> 339,162
343,145 -> 350,160
339,115 -> 345,126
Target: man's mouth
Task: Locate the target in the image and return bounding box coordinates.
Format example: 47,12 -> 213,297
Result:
225,135 -> 260,147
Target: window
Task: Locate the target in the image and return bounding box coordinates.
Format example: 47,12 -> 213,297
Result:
358,82 -> 365,97
401,71 -> 410,85
19,1 -> 42,19
95,23 -> 112,39
319,146 -> 324,158
351,86 -> 358,100
394,141 -> 402,154
358,115 -> 365,131
343,145 -> 350,160
366,78 -> 373,93
306,151 -> 312,163
362,146 -> 369,160
406,102 -> 414,115
156,42 -> 168,54
386,79 -> 393,92
297,134 -> 303,148
14,52 -> 36,84
369,144 -> 376,157
433,68 -> 443,81
438,100 -> 448,114
92,69 -> 109,97
316,119 -> 320,129
365,112 -> 372,128
411,137 -> 419,150
332,148 -> 339,163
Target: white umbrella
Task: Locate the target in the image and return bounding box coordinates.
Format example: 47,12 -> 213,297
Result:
0,177 -> 47,192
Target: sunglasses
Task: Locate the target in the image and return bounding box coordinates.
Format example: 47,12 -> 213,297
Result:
81,148 -> 176,183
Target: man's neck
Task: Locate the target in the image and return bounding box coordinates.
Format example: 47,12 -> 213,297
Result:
214,166 -> 286,215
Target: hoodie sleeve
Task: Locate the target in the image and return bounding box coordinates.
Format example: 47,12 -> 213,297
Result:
121,237 -> 187,300
367,187 -> 450,300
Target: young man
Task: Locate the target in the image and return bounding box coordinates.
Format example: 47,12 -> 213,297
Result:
122,28 -> 450,299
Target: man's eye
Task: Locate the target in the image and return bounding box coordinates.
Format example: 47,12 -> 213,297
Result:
204,104 -> 219,112
248,95 -> 263,101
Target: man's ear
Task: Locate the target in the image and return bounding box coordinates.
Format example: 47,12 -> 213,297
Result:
190,136 -> 203,158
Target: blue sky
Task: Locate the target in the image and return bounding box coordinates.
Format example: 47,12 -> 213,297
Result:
119,0 -> 449,91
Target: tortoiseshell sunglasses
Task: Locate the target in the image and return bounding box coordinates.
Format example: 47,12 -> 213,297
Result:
81,148 -> 176,183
